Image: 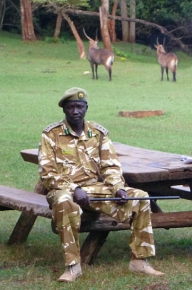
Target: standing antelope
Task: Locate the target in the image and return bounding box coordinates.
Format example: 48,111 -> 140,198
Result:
83,28 -> 114,81
155,42 -> 178,82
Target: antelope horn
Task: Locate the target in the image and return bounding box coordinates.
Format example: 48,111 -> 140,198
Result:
83,28 -> 93,41
95,28 -> 98,42
163,36 -> 165,47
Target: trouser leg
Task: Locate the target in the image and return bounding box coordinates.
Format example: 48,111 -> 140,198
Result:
128,189 -> 155,259
52,200 -> 81,266
87,188 -> 155,259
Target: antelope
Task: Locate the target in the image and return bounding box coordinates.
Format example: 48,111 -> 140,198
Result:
83,28 -> 114,81
155,41 -> 178,82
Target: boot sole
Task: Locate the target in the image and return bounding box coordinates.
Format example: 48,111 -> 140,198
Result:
58,272 -> 82,282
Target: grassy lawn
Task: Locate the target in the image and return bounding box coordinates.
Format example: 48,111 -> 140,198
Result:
0,31 -> 192,289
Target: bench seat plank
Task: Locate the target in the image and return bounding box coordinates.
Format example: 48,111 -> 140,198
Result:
1,185 -> 192,231
0,186 -> 51,218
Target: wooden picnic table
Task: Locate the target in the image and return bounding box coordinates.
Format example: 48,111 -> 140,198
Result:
1,142 -> 192,264
19,142 -> 192,225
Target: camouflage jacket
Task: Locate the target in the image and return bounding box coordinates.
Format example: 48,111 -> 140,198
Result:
38,119 -> 125,196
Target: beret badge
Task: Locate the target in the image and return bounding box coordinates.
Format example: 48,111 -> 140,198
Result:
78,92 -> 84,100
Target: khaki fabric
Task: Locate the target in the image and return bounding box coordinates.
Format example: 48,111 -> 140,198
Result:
38,119 -> 125,196
38,119 -> 155,266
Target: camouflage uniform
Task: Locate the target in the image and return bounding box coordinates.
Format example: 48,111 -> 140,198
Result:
38,119 -> 155,266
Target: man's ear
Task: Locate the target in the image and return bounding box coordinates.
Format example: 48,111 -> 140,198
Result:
86,104 -> 88,111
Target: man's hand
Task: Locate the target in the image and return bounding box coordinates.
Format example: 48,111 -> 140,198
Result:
115,189 -> 129,205
74,187 -> 90,207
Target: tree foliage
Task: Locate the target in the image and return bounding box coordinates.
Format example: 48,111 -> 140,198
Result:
137,0 -> 192,24
135,0 -> 192,47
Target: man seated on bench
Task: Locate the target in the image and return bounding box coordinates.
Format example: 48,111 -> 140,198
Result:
38,87 -> 165,282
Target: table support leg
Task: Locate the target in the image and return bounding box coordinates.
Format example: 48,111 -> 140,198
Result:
150,200 -> 163,213
81,231 -> 109,265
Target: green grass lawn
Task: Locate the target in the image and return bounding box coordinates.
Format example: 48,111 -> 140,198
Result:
0,31 -> 192,289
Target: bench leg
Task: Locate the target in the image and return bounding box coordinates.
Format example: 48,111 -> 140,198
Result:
8,179 -> 48,245
7,212 -> 37,244
80,231 -> 109,265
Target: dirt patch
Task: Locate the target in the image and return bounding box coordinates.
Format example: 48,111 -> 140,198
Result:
119,110 -> 164,118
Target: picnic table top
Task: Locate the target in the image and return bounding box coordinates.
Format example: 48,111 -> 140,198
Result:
114,142 -> 192,184
20,142 -> 192,185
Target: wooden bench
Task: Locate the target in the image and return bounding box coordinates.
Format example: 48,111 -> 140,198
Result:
1,184 -> 192,264
0,184 -> 131,264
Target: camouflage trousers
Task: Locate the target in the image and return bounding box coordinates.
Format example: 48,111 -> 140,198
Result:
47,184 -> 155,266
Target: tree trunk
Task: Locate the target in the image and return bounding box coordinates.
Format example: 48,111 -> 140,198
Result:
0,0 -> 6,30
120,0 -> 129,42
54,10 -> 62,39
108,0 -> 118,43
61,10 -> 86,59
99,0 -> 112,50
129,0 -> 136,43
20,0 -> 36,41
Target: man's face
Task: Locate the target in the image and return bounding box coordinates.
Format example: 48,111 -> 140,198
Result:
63,101 -> 88,126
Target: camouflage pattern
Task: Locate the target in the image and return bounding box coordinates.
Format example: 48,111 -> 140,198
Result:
38,119 -> 155,266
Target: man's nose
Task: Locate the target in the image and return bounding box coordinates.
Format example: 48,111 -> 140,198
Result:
72,107 -> 78,113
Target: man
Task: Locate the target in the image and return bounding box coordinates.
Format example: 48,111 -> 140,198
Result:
38,87 -> 164,282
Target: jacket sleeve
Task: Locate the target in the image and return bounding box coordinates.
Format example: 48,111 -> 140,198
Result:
99,134 -> 126,196
38,132 -> 79,194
